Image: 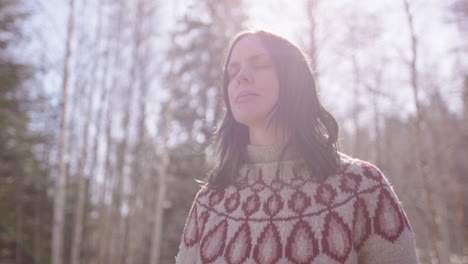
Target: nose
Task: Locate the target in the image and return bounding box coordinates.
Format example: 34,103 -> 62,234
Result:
234,65 -> 253,85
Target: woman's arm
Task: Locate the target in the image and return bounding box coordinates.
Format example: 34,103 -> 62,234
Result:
357,164 -> 419,264
175,186 -> 208,263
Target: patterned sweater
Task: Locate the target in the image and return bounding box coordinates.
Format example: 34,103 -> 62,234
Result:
176,144 -> 419,264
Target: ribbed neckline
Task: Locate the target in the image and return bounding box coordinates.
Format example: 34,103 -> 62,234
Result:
246,143 -> 300,164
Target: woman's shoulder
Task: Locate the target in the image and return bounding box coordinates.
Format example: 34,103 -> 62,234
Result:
335,152 -> 406,216
335,152 -> 401,199
337,152 -> 386,182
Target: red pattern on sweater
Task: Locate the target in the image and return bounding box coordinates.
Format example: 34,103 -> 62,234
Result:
177,156 -> 416,264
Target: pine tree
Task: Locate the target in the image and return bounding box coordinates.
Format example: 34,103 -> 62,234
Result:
167,0 -> 247,146
0,1 -> 52,263
52,0 -> 75,263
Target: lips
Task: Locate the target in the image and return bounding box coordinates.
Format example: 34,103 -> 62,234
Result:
235,91 -> 258,103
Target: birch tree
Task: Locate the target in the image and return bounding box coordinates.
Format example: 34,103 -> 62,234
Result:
305,0 -> 320,77
401,0 -> 448,262
149,100 -> 172,264
70,1 -> 104,263
51,0 -> 75,263
121,0 -> 159,262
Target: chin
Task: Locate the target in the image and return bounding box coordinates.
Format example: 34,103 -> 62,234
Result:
233,113 -> 266,128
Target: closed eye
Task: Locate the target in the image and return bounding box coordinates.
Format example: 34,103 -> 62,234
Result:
226,54 -> 273,80
228,69 -> 239,79
254,63 -> 272,69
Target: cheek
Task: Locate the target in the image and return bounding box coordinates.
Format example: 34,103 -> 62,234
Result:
262,73 -> 280,102
227,83 -> 235,107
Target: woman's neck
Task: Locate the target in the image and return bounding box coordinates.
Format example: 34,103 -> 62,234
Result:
248,122 -> 287,146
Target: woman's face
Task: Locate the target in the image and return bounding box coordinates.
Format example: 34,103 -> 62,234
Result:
227,34 -> 280,128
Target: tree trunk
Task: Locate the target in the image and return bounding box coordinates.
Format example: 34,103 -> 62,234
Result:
93,8 -> 114,264
351,54 -> 362,157
105,1 -> 129,262
149,101 -> 172,264
126,5 -> 151,259
52,0 -> 75,263
306,0 -> 319,75
365,69 -> 384,168
117,3 -> 143,262
70,76 -> 94,264
15,176 -> 23,264
70,1 -> 103,263
33,181 -> 42,263
401,0 -> 447,262
98,95 -> 114,264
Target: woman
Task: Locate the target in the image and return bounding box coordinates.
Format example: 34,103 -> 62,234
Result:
176,29 -> 418,264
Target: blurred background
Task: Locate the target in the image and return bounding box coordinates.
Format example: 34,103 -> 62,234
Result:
1,0 -> 467,263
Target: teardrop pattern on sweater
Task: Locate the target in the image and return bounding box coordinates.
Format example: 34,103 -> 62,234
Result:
374,188 -> 405,242
253,223 -> 282,264
209,189 -> 225,207
242,193 -> 261,216
285,220 -> 319,263
183,205 -> 199,247
200,219 -> 228,263
352,197 -> 371,251
315,183 -> 337,206
224,192 -> 241,213
340,172 -> 362,193
225,223 -> 252,264
288,190 -> 312,214
199,210 -> 210,237
264,193 -> 284,217
362,164 -> 382,182
321,212 -> 352,263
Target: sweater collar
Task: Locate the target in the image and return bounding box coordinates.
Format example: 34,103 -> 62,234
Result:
246,143 -> 299,164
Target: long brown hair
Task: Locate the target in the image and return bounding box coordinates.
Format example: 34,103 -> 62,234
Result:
204,29 -> 341,189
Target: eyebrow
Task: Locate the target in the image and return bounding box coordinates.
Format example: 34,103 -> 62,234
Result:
227,53 -> 272,69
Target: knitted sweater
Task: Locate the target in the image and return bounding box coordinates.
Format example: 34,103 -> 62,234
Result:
176,144 -> 418,264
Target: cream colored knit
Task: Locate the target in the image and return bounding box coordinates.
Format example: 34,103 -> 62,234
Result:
176,144 -> 419,264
